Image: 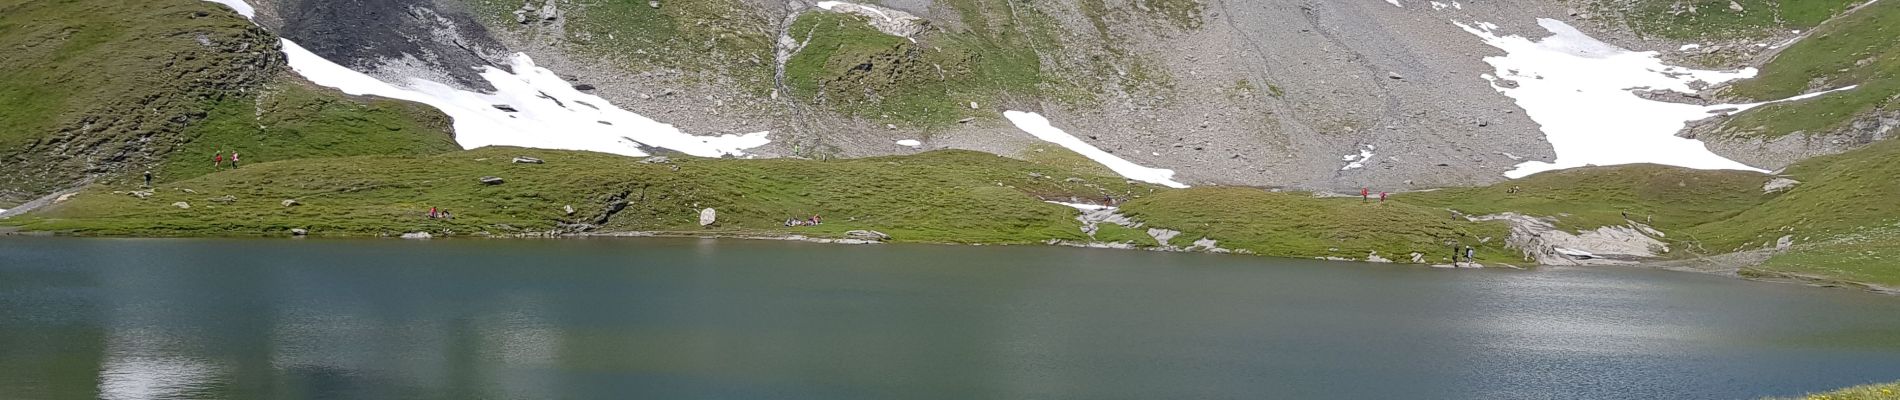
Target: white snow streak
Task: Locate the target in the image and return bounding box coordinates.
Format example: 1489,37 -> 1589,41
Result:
1458,19 -> 1854,178
816,1 -> 893,21
1004,111 -> 1189,188
1385,0 -> 1404,7
1046,201 -> 1113,211
1679,43 -> 1701,51
205,0 -> 769,158
1430,1 -> 1449,10
895,139 -> 922,147
202,0 -> 254,17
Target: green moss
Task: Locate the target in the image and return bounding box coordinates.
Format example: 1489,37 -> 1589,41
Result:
1123,188 -> 1516,264
155,79 -> 458,183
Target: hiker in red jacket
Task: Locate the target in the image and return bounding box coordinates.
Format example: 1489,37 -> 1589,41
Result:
1380,192 -> 1388,202
1361,187 -> 1370,202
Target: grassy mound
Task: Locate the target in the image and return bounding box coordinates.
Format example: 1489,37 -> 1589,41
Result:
1698,134 -> 1900,286
155,77 -> 459,183
1122,188 -> 1516,264
1398,165 -> 1774,233
1594,0 -> 1863,41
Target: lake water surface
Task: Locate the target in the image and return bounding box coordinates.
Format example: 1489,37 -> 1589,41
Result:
3,237 -> 1900,399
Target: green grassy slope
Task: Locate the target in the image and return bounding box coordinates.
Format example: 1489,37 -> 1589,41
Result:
0,0 -> 457,204
1398,165 -> 1774,233
784,6 -> 1047,127
0,0 -> 278,202
1716,0 -> 1898,140
1696,134 -> 1900,286
1121,188 -> 1516,264
8,148 -> 1155,243
155,77 -> 459,183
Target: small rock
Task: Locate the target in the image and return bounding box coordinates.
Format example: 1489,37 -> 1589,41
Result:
969,102 -> 979,109
290,228 -> 308,236
129,190 -> 154,199
210,195 -> 237,204
1064,177 -> 1086,183
1387,72 -> 1405,80
640,156 -> 672,164
1028,172 -> 1045,179
649,0 -> 660,8
572,84 -> 596,91
699,208 -> 717,226
1729,0 -> 1744,12
493,104 -> 518,112
401,232 -> 433,240
479,176 -> 505,185
172,202 -> 191,209
845,230 -> 891,241
282,199 -> 300,207
564,204 -> 576,215
55,193 -> 76,203
957,117 -> 976,124
886,124 -> 897,130
512,156 -> 545,164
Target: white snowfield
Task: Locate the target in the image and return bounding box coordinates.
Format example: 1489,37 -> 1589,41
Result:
895,139 -> 922,147
1459,19 -> 1857,179
1005,111 -> 1189,188
203,0 -> 769,158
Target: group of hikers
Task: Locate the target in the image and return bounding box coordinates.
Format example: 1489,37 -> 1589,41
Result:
212,150 -> 243,169
784,215 -> 823,227
426,207 -> 455,220
1453,244 -> 1476,264
1361,188 -> 1388,203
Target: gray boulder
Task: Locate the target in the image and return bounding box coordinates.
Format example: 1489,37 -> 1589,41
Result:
290,228 -> 309,236
845,230 -> 891,241
401,232 -> 433,240
282,199 -> 300,207
512,156 -> 545,164
171,202 -> 191,209
480,176 -> 505,185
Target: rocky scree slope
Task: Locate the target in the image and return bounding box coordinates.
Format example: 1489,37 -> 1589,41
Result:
248,0 -> 1750,190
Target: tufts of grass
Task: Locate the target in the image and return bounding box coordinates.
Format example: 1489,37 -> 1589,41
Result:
1121,188 -> 1516,264
1764,379 -> 1900,400
1693,133 -> 1900,286
785,5 -> 1044,128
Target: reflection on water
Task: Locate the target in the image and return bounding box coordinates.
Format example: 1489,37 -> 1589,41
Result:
2,237 -> 1900,399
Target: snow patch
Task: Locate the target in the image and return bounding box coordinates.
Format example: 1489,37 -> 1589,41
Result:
1385,0 -> 1404,7
1430,1 -> 1449,10
1458,19 -> 1856,179
1046,201 -> 1113,211
202,0 -> 768,158
1678,43 -> 1701,51
895,139 -> 922,147
1340,144 -> 1376,170
202,0 -> 254,17
1005,111 -> 1189,188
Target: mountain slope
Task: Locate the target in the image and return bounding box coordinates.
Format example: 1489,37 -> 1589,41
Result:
0,0 -> 456,205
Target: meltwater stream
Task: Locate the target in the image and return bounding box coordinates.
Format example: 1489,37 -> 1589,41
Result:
2,237 -> 1899,399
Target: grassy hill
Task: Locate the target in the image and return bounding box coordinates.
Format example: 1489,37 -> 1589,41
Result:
0,0 -> 455,205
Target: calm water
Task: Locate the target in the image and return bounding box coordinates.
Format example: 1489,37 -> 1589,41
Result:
3,238 -> 1900,399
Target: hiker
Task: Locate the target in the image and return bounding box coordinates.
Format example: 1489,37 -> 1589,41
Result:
143,171 -> 153,188
1379,192 -> 1388,202
429,207 -> 439,219
1451,243 -> 1460,264
215,153 -> 224,168
231,152 -> 241,169
441,210 -> 452,220
1362,187 -> 1370,202
1621,211 -> 1629,220
1465,246 -> 1475,263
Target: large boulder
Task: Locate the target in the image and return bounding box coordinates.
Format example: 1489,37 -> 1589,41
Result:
845,230 -> 891,241
171,202 -> 191,209
479,176 -> 505,185
282,199 -> 300,207
512,156 -> 544,164
401,232 -> 433,240
290,228 -> 309,236
699,208 -> 717,226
